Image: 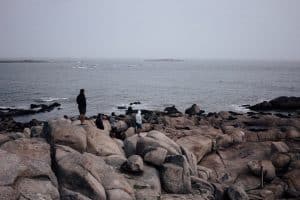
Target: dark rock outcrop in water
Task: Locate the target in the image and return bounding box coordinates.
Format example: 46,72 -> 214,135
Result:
185,104 -> 205,115
0,102 -> 61,118
248,96 -> 300,111
0,104 -> 300,199
164,105 -> 182,116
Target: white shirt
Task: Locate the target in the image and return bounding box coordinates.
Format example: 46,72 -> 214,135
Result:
136,113 -> 142,124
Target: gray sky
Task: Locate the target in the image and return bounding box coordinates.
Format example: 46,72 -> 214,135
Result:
1,0 -> 300,60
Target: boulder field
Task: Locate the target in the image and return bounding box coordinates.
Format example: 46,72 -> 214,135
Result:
0,105 -> 299,200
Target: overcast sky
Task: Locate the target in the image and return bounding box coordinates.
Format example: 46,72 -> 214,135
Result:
0,0 -> 300,60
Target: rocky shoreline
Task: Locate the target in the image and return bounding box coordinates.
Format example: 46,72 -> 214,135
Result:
0,102 -> 61,118
0,99 -> 300,200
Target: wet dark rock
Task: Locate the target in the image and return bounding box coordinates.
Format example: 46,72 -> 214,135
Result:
0,102 -> 61,118
117,106 -> 127,109
249,96 -> 300,111
164,105 -> 181,115
30,104 -> 41,109
227,116 -> 237,120
207,112 -> 218,118
185,104 -> 201,115
247,112 -> 256,116
228,111 -> 243,116
275,113 -> 290,118
130,101 -> 141,105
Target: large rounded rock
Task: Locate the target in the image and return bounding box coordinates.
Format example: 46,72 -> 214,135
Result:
30,125 -> 43,137
286,129 -> 300,140
0,150 -> 23,186
191,176 -> 215,199
0,149 -> 59,199
271,141 -> 289,153
284,169 -> 300,197
197,166 -> 213,181
181,146 -> 198,176
60,187 -> 92,200
0,133 -> 11,145
104,155 -> 127,169
23,127 -> 31,138
226,185 -> 249,200
216,134 -> 233,149
124,134 -> 140,157
47,119 -> 87,152
141,123 -> 153,132
222,126 -> 245,144
136,131 -> 182,156
144,147 -> 168,166
0,186 -> 17,200
247,160 -> 276,181
234,174 -> 261,191
103,119 -> 112,133
271,153 -> 290,169
0,138 -> 51,165
199,153 -> 226,183
176,134 -> 212,163
83,122 -> 124,157
126,164 -> 161,200
247,189 -> 275,200
56,146 -> 134,200
122,155 -> 144,173
124,127 -> 135,138
147,131 -> 182,154
160,155 -> 192,194
164,116 -> 194,129
16,178 -> 60,200
115,120 -> 128,133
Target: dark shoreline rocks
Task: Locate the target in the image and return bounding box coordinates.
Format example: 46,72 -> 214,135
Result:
247,96 -> 300,111
0,117 -> 43,132
0,102 -> 61,118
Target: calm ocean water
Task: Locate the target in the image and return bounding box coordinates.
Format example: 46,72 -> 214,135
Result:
0,59 -> 299,122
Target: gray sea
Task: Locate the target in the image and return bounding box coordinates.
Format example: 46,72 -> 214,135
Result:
0,59 -> 299,122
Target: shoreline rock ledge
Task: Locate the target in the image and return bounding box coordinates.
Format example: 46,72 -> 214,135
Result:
0,103 -> 300,199
247,96 -> 300,111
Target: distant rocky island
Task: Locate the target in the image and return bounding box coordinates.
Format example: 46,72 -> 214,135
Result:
0,59 -> 49,63
144,58 -> 184,62
0,96 -> 299,199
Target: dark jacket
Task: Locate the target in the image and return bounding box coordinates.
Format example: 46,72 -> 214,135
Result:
96,116 -> 104,130
76,94 -> 86,113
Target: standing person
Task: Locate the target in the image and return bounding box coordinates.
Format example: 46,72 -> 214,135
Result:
95,113 -> 104,130
135,110 -> 142,136
76,89 -> 86,125
109,112 -> 117,137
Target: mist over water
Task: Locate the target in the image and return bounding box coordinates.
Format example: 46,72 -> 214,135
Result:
0,59 -> 299,121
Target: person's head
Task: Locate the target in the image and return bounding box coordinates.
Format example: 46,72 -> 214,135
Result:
80,89 -> 85,95
138,110 -> 141,115
97,113 -> 102,119
111,112 -> 116,116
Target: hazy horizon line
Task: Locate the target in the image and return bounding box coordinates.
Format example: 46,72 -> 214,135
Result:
1,57 -> 300,63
